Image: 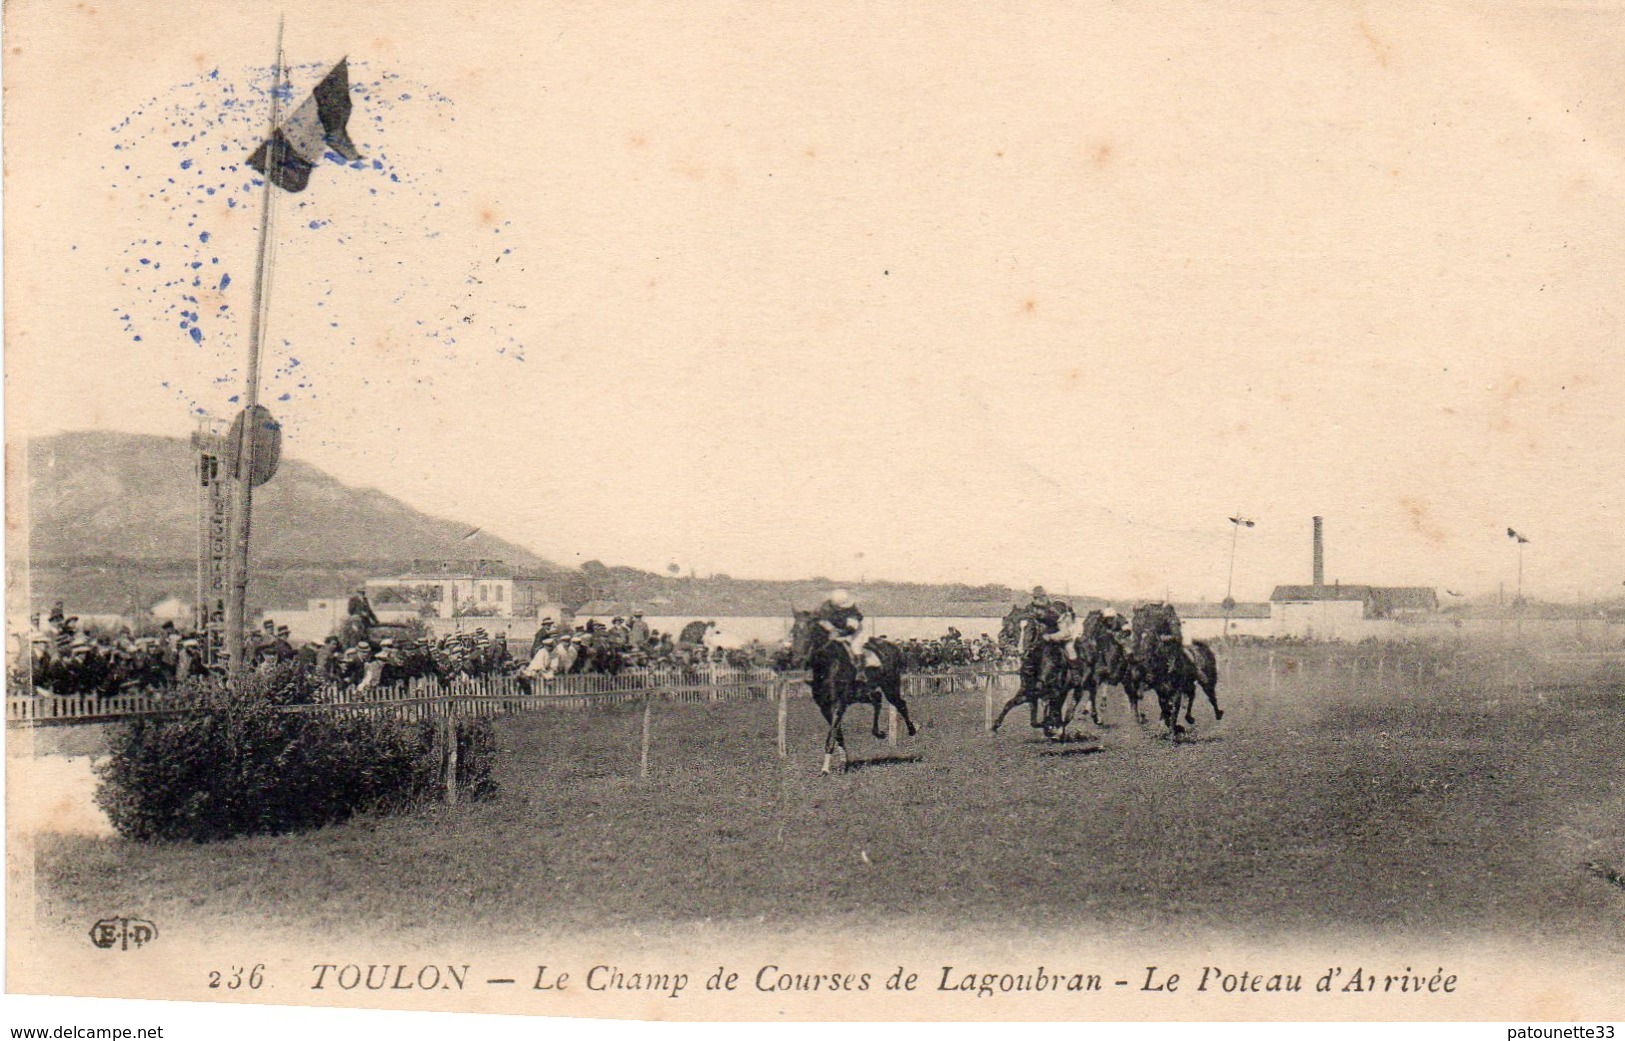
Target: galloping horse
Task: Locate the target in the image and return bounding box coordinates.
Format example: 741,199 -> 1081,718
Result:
1074,611 -> 1147,725
1130,603 -> 1221,739
788,611 -> 918,773
990,614 -> 1079,739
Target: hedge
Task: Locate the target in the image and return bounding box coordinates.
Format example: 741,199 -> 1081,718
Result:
94,672 -> 496,843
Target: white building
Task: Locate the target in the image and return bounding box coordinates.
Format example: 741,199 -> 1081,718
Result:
365,560 -> 558,620
1269,584 -> 1439,640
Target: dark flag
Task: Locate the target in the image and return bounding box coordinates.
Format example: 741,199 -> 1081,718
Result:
248,58 -> 362,193
1507,528 -> 1530,544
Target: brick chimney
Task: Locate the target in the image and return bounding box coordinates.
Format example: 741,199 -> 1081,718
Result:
1312,516 -> 1325,588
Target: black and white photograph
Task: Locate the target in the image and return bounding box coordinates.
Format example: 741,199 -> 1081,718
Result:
4,1 -> 1623,1029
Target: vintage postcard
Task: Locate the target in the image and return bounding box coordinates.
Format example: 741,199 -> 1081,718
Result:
5,0 -> 1623,1030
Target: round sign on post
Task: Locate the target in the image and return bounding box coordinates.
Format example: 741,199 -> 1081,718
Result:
227,405 -> 282,487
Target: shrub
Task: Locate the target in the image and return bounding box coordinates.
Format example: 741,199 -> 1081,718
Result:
95,673 -> 497,842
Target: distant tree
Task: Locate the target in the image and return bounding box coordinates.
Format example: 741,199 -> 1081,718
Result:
556,572 -> 593,612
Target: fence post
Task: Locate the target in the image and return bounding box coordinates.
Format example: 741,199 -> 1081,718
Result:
640,691 -> 652,780
1376,651 -> 1385,693
984,675 -> 995,733
887,704 -> 899,748
443,710 -> 459,806
1267,651 -> 1276,700
776,677 -> 788,759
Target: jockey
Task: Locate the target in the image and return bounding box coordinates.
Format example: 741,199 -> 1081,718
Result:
1019,586 -> 1062,691
1045,600 -> 1080,662
812,589 -> 878,675
1022,586 -> 1059,645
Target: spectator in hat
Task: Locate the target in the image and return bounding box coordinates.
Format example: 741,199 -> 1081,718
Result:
176,637 -> 202,683
628,611 -> 650,650
347,587 -> 379,630
530,617 -> 556,658
316,635 -> 342,680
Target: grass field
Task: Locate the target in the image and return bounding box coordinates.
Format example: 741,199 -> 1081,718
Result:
28,651 -> 1625,956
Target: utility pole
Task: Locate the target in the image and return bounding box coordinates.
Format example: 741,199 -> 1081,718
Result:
1224,513 -> 1255,639
224,22 -> 287,675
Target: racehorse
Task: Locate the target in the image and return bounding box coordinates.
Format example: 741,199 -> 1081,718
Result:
1130,603 -> 1221,739
998,605 -> 1026,652
990,614 -> 1080,739
1074,612 -> 1147,725
789,611 -> 918,774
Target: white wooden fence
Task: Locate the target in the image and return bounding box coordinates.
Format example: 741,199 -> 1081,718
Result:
5,690 -> 185,725
297,668 -> 787,721
6,666 -> 1015,729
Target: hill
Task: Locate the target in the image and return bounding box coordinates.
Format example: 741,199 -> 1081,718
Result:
21,430 -> 561,615
26,431 -> 554,568
19,432 -> 1033,621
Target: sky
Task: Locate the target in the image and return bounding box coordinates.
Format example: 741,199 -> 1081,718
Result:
5,1 -> 1624,602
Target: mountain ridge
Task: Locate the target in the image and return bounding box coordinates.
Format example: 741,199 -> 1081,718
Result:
24,430 -> 557,570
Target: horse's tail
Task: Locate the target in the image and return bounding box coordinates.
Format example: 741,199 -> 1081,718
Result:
1188,640 -> 1219,690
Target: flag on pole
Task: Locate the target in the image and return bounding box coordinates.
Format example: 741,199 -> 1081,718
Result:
1507,528 -> 1530,544
247,58 -> 362,192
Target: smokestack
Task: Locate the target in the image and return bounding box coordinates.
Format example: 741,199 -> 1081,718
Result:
1312,516 -> 1324,588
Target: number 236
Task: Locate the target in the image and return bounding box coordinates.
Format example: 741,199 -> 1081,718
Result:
207,964 -> 264,989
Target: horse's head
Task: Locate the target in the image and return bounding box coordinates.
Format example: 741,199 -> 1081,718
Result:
788,610 -> 815,666
999,605 -> 1025,648
1094,628 -> 1124,667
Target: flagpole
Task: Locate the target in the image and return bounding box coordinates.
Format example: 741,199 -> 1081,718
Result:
225,19 -> 286,676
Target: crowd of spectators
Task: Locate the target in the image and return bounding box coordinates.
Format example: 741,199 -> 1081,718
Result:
20,605 -> 209,697
16,597 -> 1013,699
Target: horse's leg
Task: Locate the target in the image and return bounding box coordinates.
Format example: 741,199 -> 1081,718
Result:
1171,684 -> 1190,741
871,697 -> 886,740
1156,685 -> 1179,740
833,701 -> 853,773
991,692 -> 1028,732
1204,677 -> 1223,721
888,688 -> 918,737
822,699 -> 849,774
1040,689 -> 1059,739
1128,681 -> 1147,725
1051,686 -> 1072,737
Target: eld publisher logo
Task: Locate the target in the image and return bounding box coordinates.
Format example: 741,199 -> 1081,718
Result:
89,917 -> 158,951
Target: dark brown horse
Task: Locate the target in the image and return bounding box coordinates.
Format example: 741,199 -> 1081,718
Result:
1130,603 -> 1221,739
1076,617 -> 1147,725
789,611 -> 917,773
991,615 -> 1080,739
